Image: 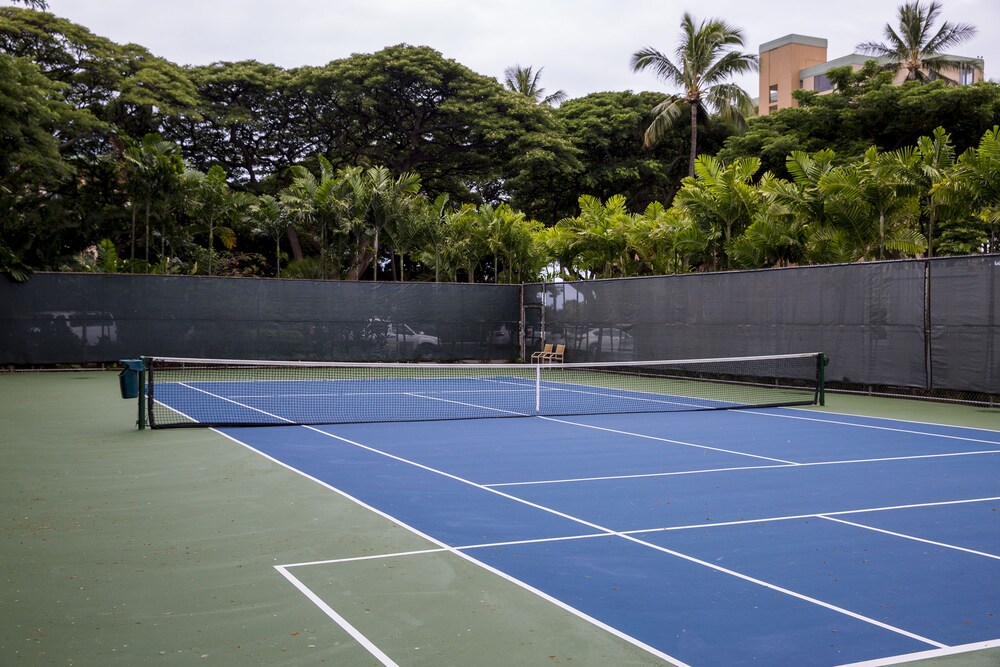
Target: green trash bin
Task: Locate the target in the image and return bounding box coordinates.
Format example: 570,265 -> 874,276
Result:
118,358 -> 145,399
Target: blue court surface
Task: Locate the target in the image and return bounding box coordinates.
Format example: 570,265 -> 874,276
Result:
196,405 -> 1000,667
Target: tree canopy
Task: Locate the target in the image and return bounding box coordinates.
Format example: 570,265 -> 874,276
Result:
2,4 -> 999,284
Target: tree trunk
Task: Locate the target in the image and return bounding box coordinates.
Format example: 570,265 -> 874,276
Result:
688,102 -> 699,178
144,199 -> 151,265
208,221 -> 214,275
346,239 -> 373,281
927,208 -> 935,258
879,210 -> 886,260
285,227 -> 303,262
373,228 -> 379,282
129,204 -> 137,272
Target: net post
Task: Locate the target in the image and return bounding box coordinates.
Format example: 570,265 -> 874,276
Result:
139,357 -> 153,429
817,353 -> 828,406
137,357 -> 148,429
535,363 -> 541,414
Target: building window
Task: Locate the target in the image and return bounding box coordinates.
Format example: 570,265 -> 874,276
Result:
769,85 -> 778,103
959,64 -> 974,85
769,105 -> 778,113
814,74 -> 833,93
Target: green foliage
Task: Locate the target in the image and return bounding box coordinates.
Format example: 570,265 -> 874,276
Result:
814,146 -> 926,261
0,7 -> 200,137
162,61 -> 293,187
543,195 -> 711,279
550,91 -> 730,218
937,126 -> 1000,253
674,155 -> 762,269
721,80 -> 1000,178
0,50 -> 93,277
184,165 -> 255,275
287,45 -> 579,210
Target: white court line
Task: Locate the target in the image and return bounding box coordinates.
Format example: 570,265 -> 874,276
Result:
746,408 -> 1000,445
403,392 -> 531,417
297,425 -> 947,650
487,461 -> 787,487
490,376 -> 723,411
177,382 -> 295,423
211,428 -> 682,667
229,387 -> 536,399
539,415 -> 799,465
486,448 -> 1000,488
622,496 -> 1000,535
835,638 -> 1000,666
274,565 -> 400,667
819,515 -> 1000,560
279,494 -> 1000,569
281,532 -> 609,570
779,404 -> 1000,436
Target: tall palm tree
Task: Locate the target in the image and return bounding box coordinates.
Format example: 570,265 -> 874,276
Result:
279,157 -> 346,279
184,165 -> 254,275
630,13 -> 758,177
115,135 -> 185,271
362,166 -> 422,281
857,1 -> 978,83
908,127 -> 956,256
503,65 -> 567,106
247,194 -> 290,277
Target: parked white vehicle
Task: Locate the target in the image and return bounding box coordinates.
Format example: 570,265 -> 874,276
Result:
363,320 -> 440,360
576,327 -> 633,354
33,311 -> 118,346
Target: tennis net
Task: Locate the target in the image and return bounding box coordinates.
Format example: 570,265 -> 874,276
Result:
142,352 -> 826,428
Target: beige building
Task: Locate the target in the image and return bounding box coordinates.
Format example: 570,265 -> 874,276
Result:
758,33 -> 985,116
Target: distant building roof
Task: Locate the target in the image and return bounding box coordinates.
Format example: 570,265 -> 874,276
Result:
800,53 -> 985,78
760,34 -> 827,53
800,54 -> 878,78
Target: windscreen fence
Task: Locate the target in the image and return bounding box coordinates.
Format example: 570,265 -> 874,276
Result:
0,274 -> 520,365
524,255 -> 998,402
1,256 -> 996,403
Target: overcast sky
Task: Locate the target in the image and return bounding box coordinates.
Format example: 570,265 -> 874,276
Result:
12,0 -> 1000,100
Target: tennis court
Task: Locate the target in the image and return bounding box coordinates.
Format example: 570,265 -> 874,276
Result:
132,356 -> 1000,666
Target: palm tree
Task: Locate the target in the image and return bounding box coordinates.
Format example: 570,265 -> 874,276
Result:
817,147 -> 926,261
857,1 -> 978,83
909,127 -> 957,256
503,65 -> 567,106
248,194 -> 290,277
673,155 -> 762,269
630,13 -> 758,177
412,193 -> 451,282
939,127 -> 1000,254
115,135 -> 184,271
359,166 -> 422,281
279,157 -> 346,279
184,165 -> 254,275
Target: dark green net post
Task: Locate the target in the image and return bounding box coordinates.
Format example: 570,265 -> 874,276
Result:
817,353 -> 829,406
